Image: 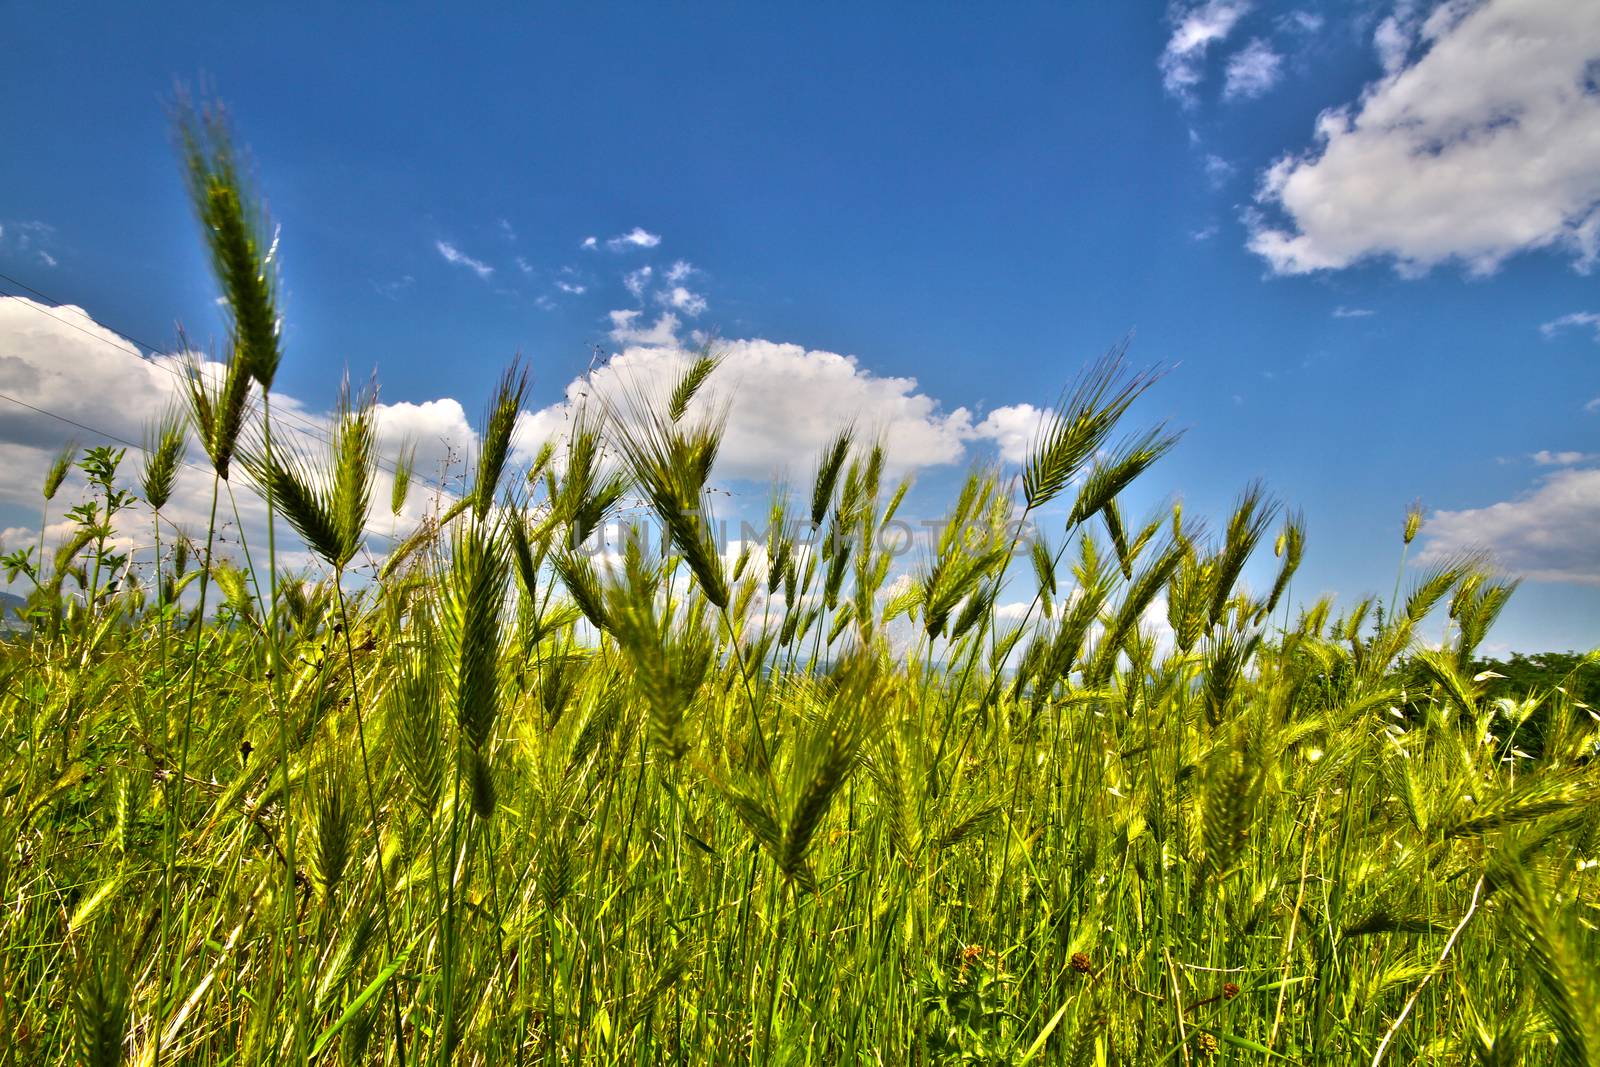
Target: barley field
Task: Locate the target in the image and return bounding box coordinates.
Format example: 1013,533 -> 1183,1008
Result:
2,105 -> 1598,1067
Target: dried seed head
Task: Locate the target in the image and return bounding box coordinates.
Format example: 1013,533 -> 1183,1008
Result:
1223,981 -> 1240,1000
1070,952 -> 1092,974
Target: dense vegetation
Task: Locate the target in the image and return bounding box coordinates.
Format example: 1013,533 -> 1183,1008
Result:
2,104 -> 1598,1067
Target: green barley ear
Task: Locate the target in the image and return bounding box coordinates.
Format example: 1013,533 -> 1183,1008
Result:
390,438 -> 417,517
810,428 -> 854,528
1023,345 -> 1161,509
307,763 -> 352,904
177,94 -> 282,391
140,407 -> 187,512
111,770 -> 139,858
1067,425 -> 1181,528
781,654 -> 881,884
244,377 -> 377,570
73,956 -> 129,1067
472,359 -> 530,520
669,346 -> 722,421
445,517 -> 511,754
607,391 -> 731,609
1402,551 -> 1484,624
44,439 -> 78,500
181,345 -> 251,480
1496,864 -> 1598,1066
1207,481 -> 1279,628
468,748 -> 497,819
387,630 -> 446,814
1262,508 -> 1305,617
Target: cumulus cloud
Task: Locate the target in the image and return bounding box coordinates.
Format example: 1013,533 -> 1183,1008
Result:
515,326 -> 1041,482
1419,465 -> 1600,585
605,227 -> 661,251
606,310 -> 682,347
970,404 -> 1046,465
0,297 -> 465,593
1541,311 -> 1600,342
1247,0 -> 1600,276
658,285 -> 708,316
435,240 -> 494,279
1161,0 -> 1253,101
1223,38 -> 1284,100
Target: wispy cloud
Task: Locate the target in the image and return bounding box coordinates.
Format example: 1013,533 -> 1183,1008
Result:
373,275 -> 416,301
1160,0 -> 1252,102
1541,311 -> 1600,342
1223,38 -> 1283,100
624,265 -> 653,299
606,227 -> 662,252
1332,305 -> 1375,318
1203,153 -> 1234,189
1191,224 -> 1219,242
435,240 -> 494,279
556,279 -> 586,295
580,236 -> 598,250
1531,449 -> 1598,466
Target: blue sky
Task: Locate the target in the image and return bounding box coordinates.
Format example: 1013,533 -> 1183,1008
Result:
2,1 -> 1597,652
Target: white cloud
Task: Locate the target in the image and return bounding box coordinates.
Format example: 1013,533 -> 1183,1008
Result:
1191,224 -> 1220,241
580,236 -> 598,250
515,256 -> 534,274
1531,449 -> 1598,466
1223,38 -> 1284,100
607,309 -> 682,347
0,296 -> 463,595
658,285 -> 708,317
518,329 -> 1021,481
38,251 -> 58,268
1332,305 -> 1376,318
1161,1 -> 1253,101
435,240 -> 494,279
623,265 -> 653,299
1374,1 -> 1423,74
555,280 -> 586,295
606,227 -> 661,251
1541,311 -> 1600,341
1419,466 -> 1600,585
971,403 -> 1046,465
666,260 -> 695,283
1247,0 -> 1600,276
1587,397 -> 1600,414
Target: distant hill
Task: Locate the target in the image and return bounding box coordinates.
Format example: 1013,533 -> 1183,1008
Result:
0,590 -> 26,630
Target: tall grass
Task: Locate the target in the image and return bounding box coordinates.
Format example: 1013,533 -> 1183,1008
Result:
1,107 -> 1597,1067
